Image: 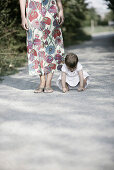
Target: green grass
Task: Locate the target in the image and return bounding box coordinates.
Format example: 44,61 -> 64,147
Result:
0,52 -> 27,76
83,26 -> 114,35
0,27 -> 27,77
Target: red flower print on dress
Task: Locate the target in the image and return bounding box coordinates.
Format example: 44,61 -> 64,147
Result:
48,63 -> 56,69
48,5 -> 57,13
54,54 -> 62,64
40,21 -> 46,31
40,7 -> 46,17
52,28 -> 61,39
54,13 -> 58,19
32,20 -> 40,28
29,54 -> 34,61
35,34 -> 39,38
27,46 -> 29,53
44,40 -> 48,45
30,49 -> 37,56
37,44 -> 42,50
29,1 -> 36,10
43,17 -> 51,25
37,70 -> 41,74
57,50 -> 61,53
40,60 -> 43,69
43,29 -> 50,40
33,60 -> 39,69
34,38 -> 41,46
35,2 -> 42,11
46,55 -> 53,63
28,41 -> 33,49
44,66 -> 51,74
53,19 -> 59,27
55,37 -> 62,45
37,41 -> 44,50
26,0 -> 28,8
29,10 -> 38,22
52,1 -> 55,4
38,51 -> 46,60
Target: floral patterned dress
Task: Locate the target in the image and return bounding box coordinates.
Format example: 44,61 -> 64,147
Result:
26,0 -> 65,75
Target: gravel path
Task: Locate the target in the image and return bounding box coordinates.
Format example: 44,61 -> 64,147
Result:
0,32 -> 114,170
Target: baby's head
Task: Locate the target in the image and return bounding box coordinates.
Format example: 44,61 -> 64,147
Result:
65,53 -> 78,72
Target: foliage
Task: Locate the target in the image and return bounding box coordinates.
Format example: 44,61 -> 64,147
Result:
62,0 -> 91,44
0,0 -> 27,76
82,8 -> 102,26
105,0 -> 114,11
104,0 -> 114,23
105,10 -> 114,20
62,0 -> 88,31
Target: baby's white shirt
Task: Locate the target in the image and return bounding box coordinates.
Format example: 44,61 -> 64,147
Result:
61,62 -> 83,86
57,62 -> 89,88
62,62 -> 83,76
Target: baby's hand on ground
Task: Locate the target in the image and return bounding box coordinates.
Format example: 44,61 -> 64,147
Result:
62,87 -> 68,93
78,86 -> 85,92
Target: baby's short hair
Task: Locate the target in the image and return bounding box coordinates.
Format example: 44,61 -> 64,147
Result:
65,53 -> 78,68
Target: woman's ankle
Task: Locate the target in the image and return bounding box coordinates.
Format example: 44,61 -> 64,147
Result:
45,84 -> 51,88
39,81 -> 46,88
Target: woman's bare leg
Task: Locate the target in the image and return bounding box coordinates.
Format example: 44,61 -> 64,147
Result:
40,75 -> 46,87
34,75 -> 46,93
44,72 -> 53,93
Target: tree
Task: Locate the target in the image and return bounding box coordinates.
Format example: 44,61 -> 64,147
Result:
62,0 -> 90,46
83,8 -> 102,26
62,0 -> 88,32
105,0 -> 114,11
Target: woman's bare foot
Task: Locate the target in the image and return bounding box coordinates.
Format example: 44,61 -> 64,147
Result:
44,87 -> 53,93
34,75 -> 46,93
34,87 -> 44,93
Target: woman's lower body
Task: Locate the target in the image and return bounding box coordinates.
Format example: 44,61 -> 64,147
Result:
26,0 -> 64,92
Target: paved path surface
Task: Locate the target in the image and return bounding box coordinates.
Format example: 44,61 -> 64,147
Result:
0,32 -> 114,170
